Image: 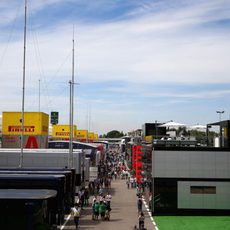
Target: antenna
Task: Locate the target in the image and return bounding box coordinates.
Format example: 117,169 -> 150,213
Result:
20,0 -> 27,168
38,79 -> 40,112
69,25 -> 75,168
69,80 -> 72,168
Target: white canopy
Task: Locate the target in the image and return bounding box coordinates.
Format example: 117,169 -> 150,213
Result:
189,124 -> 206,130
158,121 -> 186,128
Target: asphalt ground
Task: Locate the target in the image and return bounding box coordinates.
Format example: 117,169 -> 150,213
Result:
60,178 -> 156,230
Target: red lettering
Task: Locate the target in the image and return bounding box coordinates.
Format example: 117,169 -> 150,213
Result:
56,132 -> 70,136
8,126 -> 35,133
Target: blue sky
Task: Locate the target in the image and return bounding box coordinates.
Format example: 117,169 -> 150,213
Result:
0,0 -> 230,134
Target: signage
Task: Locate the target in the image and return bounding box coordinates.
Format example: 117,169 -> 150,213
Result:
88,132 -> 95,142
94,133 -> 99,140
132,145 -> 137,169
51,111 -> 58,125
89,167 -> 98,181
52,124 -> 77,138
76,130 -> 88,140
2,112 -> 49,135
132,145 -> 143,184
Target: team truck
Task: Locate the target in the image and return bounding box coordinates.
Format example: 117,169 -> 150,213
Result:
0,148 -> 85,192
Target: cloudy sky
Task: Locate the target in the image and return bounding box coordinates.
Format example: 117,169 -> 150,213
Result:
0,0 -> 230,134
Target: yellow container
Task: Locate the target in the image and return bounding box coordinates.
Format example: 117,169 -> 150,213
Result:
94,133 -> 99,140
76,130 -> 88,140
2,112 -> 49,135
88,132 -> 94,141
52,124 -> 77,138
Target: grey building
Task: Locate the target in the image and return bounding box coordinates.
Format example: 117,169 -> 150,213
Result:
152,147 -> 230,215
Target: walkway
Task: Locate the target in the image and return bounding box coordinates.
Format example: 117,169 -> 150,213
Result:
61,178 -> 156,230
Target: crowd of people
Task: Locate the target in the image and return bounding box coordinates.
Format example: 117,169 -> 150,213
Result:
89,149 -> 126,222
91,192 -> 112,221
71,145 -> 149,229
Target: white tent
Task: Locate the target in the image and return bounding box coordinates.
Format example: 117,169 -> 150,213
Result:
189,124 -> 206,130
158,121 -> 186,128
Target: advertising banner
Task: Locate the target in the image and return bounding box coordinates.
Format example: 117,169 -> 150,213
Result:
94,133 -> 99,140
88,132 -> 94,142
132,145 -> 143,184
2,112 -> 49,136
76,130 -> 88,141
52,124 -> 77,139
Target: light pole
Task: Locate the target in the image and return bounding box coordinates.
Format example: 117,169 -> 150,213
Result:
155,120 -> 157,139
216,111 -> 224,122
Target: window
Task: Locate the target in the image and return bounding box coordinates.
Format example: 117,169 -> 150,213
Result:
190,186 -> 216,194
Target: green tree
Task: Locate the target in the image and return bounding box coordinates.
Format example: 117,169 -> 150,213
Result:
106,130 -> 124,138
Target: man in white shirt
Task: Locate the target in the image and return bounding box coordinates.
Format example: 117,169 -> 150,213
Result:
71,204 -> 81,229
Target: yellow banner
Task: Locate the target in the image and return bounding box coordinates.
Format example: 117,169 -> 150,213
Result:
52,124 -> 77,138
145,135 -> 153,142
76,130 -> 88,140
88,132 -> 94,140
94,133 -> 99,140
2,112 -> 49,135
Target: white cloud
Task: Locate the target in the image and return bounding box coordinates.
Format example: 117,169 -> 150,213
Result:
1,0 -> 230,133
1,1 -> 230,86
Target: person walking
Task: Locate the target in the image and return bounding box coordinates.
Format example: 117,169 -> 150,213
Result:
105,200 -> 111,220
79,189 -> 85,210
71,204 -> 81,229
148,192 -> 152,211
138,212 -> 145,229
136,185 -> 142,197
137,197 -> 143,215
126,180 -> 130,189
99,186 -> 104,196
105,192 -> 112,204
114,171 -> 117,180
84,189 -> 89,206
94,201 -> 100,220
92,199 -> 96,220
130,177 -> 134,188
99,201 -> 106,220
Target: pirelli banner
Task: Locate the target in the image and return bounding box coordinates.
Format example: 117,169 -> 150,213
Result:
94,133 -> 99,140
88,132 -> 94,142
52,124 -> 77,139
2,112 -> 49,148
2,112 -> 49,135
76,130 -> 88,142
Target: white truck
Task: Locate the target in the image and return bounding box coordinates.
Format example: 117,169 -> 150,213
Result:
0,148 -> 86,192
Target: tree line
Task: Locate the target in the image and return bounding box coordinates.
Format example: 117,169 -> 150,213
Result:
99,130 -> 126,138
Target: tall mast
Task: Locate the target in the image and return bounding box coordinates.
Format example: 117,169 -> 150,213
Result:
69,80 -> 72,168
69,26 -> 75,168
20,0 -> 27,168
38,79 -> 41,112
